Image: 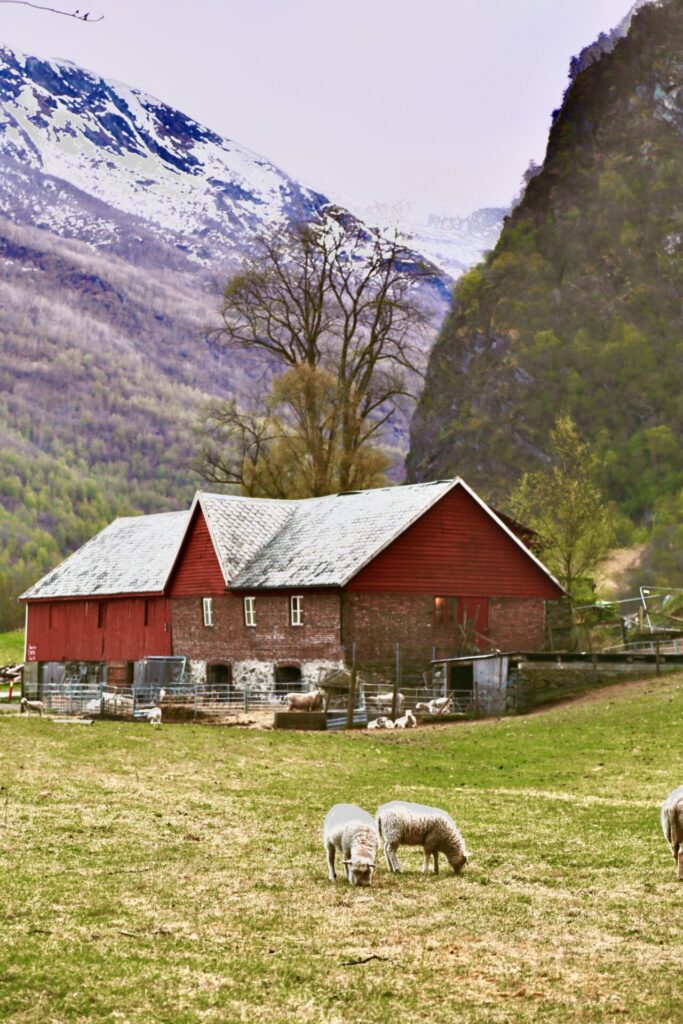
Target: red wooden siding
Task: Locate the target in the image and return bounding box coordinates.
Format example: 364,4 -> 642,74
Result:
346,486 -> 563,598
25,596 -> 172,662
168,507 -> 226,597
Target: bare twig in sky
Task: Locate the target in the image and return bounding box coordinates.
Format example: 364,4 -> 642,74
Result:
0,1 -> 104,21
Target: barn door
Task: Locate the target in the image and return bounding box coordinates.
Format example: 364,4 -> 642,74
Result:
458,598 -> 489,648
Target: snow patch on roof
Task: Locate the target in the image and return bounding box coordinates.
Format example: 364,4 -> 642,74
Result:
21,509 -> 189,599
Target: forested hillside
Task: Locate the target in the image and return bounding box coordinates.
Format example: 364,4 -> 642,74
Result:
408,0 -> 683,558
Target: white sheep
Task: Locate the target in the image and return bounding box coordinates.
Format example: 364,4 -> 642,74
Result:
323,803 -> 379,886
393,710 -> 417,729
415,697 -> 450,715
20,697 -> 45,716
366,691 -> 405,715
376,800 -> 469,875
287,689 -> 323,712
367,716 -> 393,730
661,786 -> 683,879
146,707 -> 162,727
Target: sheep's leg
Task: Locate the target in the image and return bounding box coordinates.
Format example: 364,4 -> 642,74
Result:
433,852 -> 439,874
677,849 -> 683,881
384,842 -> 401,873
326,842 -> 336,882
422,848 -> 430,874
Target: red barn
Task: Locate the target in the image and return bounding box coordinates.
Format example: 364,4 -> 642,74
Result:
21,478 -> 564,691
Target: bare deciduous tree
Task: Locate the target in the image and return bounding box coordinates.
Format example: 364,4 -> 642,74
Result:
202,213 -> 432,496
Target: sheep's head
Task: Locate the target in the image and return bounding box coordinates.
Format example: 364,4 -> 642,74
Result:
448,850 -> 469,875
344,858 -> 376,887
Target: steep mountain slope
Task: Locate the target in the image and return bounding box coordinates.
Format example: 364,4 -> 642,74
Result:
408,0 -> 683,526
0,45 -> 452,628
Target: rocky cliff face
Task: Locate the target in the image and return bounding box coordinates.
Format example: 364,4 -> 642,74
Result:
407,0 -> 683,525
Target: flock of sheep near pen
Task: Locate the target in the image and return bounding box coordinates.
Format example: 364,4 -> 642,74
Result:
286,687 -> 448,729
19,692 -> 683,882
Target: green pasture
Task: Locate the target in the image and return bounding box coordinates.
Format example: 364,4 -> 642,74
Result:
0,628 -> 23,666
1,674 -> 682,1023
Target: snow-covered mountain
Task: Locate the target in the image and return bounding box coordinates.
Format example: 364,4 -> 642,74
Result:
0,44 -> 334,267
342,199 -> 506,278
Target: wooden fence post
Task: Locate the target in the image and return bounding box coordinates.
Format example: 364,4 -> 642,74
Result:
656,637 -> 661,676
392,644 -> 401,720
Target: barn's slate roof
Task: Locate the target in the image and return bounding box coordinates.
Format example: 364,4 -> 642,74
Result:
21,479 -> 563,600
221,480 -> 454,588
198,493 -> 292,583
21,510 -> 190,599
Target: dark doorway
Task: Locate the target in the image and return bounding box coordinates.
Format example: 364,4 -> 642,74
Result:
449,663 -> 474,692
208,663 -> 232,696
275,665 -> 302,690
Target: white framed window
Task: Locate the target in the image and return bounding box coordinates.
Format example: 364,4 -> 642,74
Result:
202,597 -> 214,627
244,596 -> 256,628
290,595 -> 303,627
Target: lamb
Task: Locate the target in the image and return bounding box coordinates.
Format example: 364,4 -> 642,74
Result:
393,710 -> 417,729
376,800 -> 469,875
146,707 -> 162,727
287,689 -> 323,712
367,716 -> 393,730
323,803 -> 379,886
20,697 -> 45,716
661,786 -> 683,879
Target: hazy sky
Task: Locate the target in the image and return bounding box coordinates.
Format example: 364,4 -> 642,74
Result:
1,0 -> 632,213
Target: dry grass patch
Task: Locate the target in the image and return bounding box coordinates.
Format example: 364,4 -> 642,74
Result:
1,674 -> 683,1021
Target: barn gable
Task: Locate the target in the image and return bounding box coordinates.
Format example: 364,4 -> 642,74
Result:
346,483 -> 564,598
167,505 -> 227,596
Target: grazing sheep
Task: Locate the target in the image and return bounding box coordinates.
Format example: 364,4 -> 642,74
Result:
20,697 -> 44,717
415,697 -> 450,715
661,787 -> 683,879
147,707 -> 162,727
376,800 -> 469,875
393,710 -> 417,730
287,689 -> 323,712
323,803 -> 379,886
367,691 -> 405,714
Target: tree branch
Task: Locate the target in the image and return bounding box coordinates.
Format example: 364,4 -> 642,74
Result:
0,1 -> 104,20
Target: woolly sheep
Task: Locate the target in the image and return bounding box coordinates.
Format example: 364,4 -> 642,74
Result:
367,716 -> 393,730
147,707 -> 162,727
287,689 -> 323,712
366,691 -> 405,714
20,697 -> 44,716
661,786 -> 683,879
415,697 -> 449,715
323,803 -> 379,887
393,710 -> 417,729
376,800 -> 469,875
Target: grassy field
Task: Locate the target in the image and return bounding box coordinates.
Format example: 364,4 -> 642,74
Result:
0,628 -> 23,665
1,675 -> 682,1023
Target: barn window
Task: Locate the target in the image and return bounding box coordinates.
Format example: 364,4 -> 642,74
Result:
202,597 -> 214,627
290,595 -> 303,626
97,602 -> 107,629
144,599 -> 149,627
244,596 -> 256,627
434,597 -> 457,626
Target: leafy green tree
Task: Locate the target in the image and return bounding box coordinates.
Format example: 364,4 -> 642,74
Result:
508,416 -> 614,603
